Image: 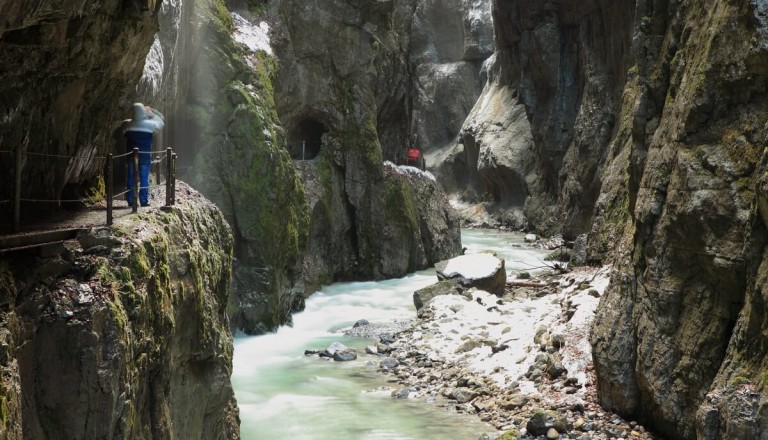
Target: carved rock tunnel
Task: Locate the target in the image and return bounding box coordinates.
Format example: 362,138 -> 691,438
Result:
289,117 -> 328,160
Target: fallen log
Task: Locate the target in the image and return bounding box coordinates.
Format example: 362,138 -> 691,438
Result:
506,280 -> 548,288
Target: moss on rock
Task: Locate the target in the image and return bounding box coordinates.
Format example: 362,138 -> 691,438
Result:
183,0 -> 310,334
0,183 -> 238,439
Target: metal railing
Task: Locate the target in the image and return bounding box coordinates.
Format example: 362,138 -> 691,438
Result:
0,146 -> 177,232
290,140 -> 322,161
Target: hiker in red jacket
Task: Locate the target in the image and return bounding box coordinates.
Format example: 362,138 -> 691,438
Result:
405,146 -> 425,170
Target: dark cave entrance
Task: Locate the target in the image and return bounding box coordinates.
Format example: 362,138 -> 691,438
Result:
289,118 -> 327,160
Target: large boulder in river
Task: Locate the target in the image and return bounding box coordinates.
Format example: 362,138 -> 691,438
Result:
435,253 -> 506,296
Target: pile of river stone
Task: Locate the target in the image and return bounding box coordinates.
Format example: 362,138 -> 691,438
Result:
356,252 -> 656,440
368,321 -> 656,439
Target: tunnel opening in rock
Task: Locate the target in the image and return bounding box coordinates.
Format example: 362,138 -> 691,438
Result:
289,118 -> 327,160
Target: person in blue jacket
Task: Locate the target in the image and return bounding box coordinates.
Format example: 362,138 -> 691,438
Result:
125,103 -> 164,206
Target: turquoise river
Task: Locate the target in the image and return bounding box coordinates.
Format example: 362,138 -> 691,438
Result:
233,229 -> 551,439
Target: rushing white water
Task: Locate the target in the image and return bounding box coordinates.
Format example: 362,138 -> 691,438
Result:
232,229 -> 551,439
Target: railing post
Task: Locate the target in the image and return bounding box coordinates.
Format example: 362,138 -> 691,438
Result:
132,148 -> 139,213
165,147 -> 172,207
13,145 -> 22,232
302,140 -> 306,161
106,153 -> 114,226
155,154 -> 161,188
171,152 -> 177,205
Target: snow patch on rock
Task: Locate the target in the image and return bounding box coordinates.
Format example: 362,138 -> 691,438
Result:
383,160 -> 437,181
232,12 -> 272,55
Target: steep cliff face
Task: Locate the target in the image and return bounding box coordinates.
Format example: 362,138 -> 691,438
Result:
0,184 -> 238,439
0,0 -> 162,209
440,0 -> 768,438
589,0 -> 768,438
298,159 -> 461,290
270,0 -> 464,287
410,0 -> 493,153
442,0 -> 634,234
165,1 -> 310,335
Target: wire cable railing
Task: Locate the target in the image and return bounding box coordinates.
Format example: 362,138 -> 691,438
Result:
2,146 -> 177,232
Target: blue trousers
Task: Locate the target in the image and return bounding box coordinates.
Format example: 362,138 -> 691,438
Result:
127,162 -> 151,206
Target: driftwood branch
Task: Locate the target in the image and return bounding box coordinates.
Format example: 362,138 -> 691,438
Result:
506,280 -> 548,288
513,260 -> 570,274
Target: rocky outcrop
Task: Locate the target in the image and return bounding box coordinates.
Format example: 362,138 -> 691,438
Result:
438,0 -> 634,236
298,160 -> 461,291
589,0 -> 768,438
425,0 -> 768,438
271,0 -> 493,161
379,163 -> 463,273
410,0 -> 494,153
0,183 -> 238,439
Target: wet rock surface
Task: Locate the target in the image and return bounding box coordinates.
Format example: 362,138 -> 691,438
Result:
297,160 -> 462,290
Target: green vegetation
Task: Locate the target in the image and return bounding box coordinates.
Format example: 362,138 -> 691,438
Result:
85,175 -> 106,204
182,0 -> 310,330
498,429 -> 520,440
383,176 -> 417,236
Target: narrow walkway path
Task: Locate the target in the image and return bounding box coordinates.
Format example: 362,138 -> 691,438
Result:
0,187 -> 168,252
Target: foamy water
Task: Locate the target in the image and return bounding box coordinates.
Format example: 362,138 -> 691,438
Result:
232,229 -> 551,439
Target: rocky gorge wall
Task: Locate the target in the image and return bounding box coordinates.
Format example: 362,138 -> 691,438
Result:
268,0 -> 465,290
588,0 -> 768,438
421,0 -> 768,438
447,0 -> 768,438
436,0 -> 634,236
0,0 -> 469,338
0,184 -> 238,439
163,0 -> 311,335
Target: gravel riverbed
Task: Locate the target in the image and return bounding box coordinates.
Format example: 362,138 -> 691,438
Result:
347,266 -> 660,440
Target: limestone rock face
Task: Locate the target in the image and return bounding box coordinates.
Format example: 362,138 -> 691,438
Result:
430,0 -> 768,438
377,163 -> 463,274
0,183 -> 238,439
439,0 -> 633,237
436,55 -> 536,229
584,1 -> 768,439
410,0 -> 494,153
298,160 -> 461,291
272,0 -> 463,288
0,0 -> 162,208
176,4 -> 310,335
